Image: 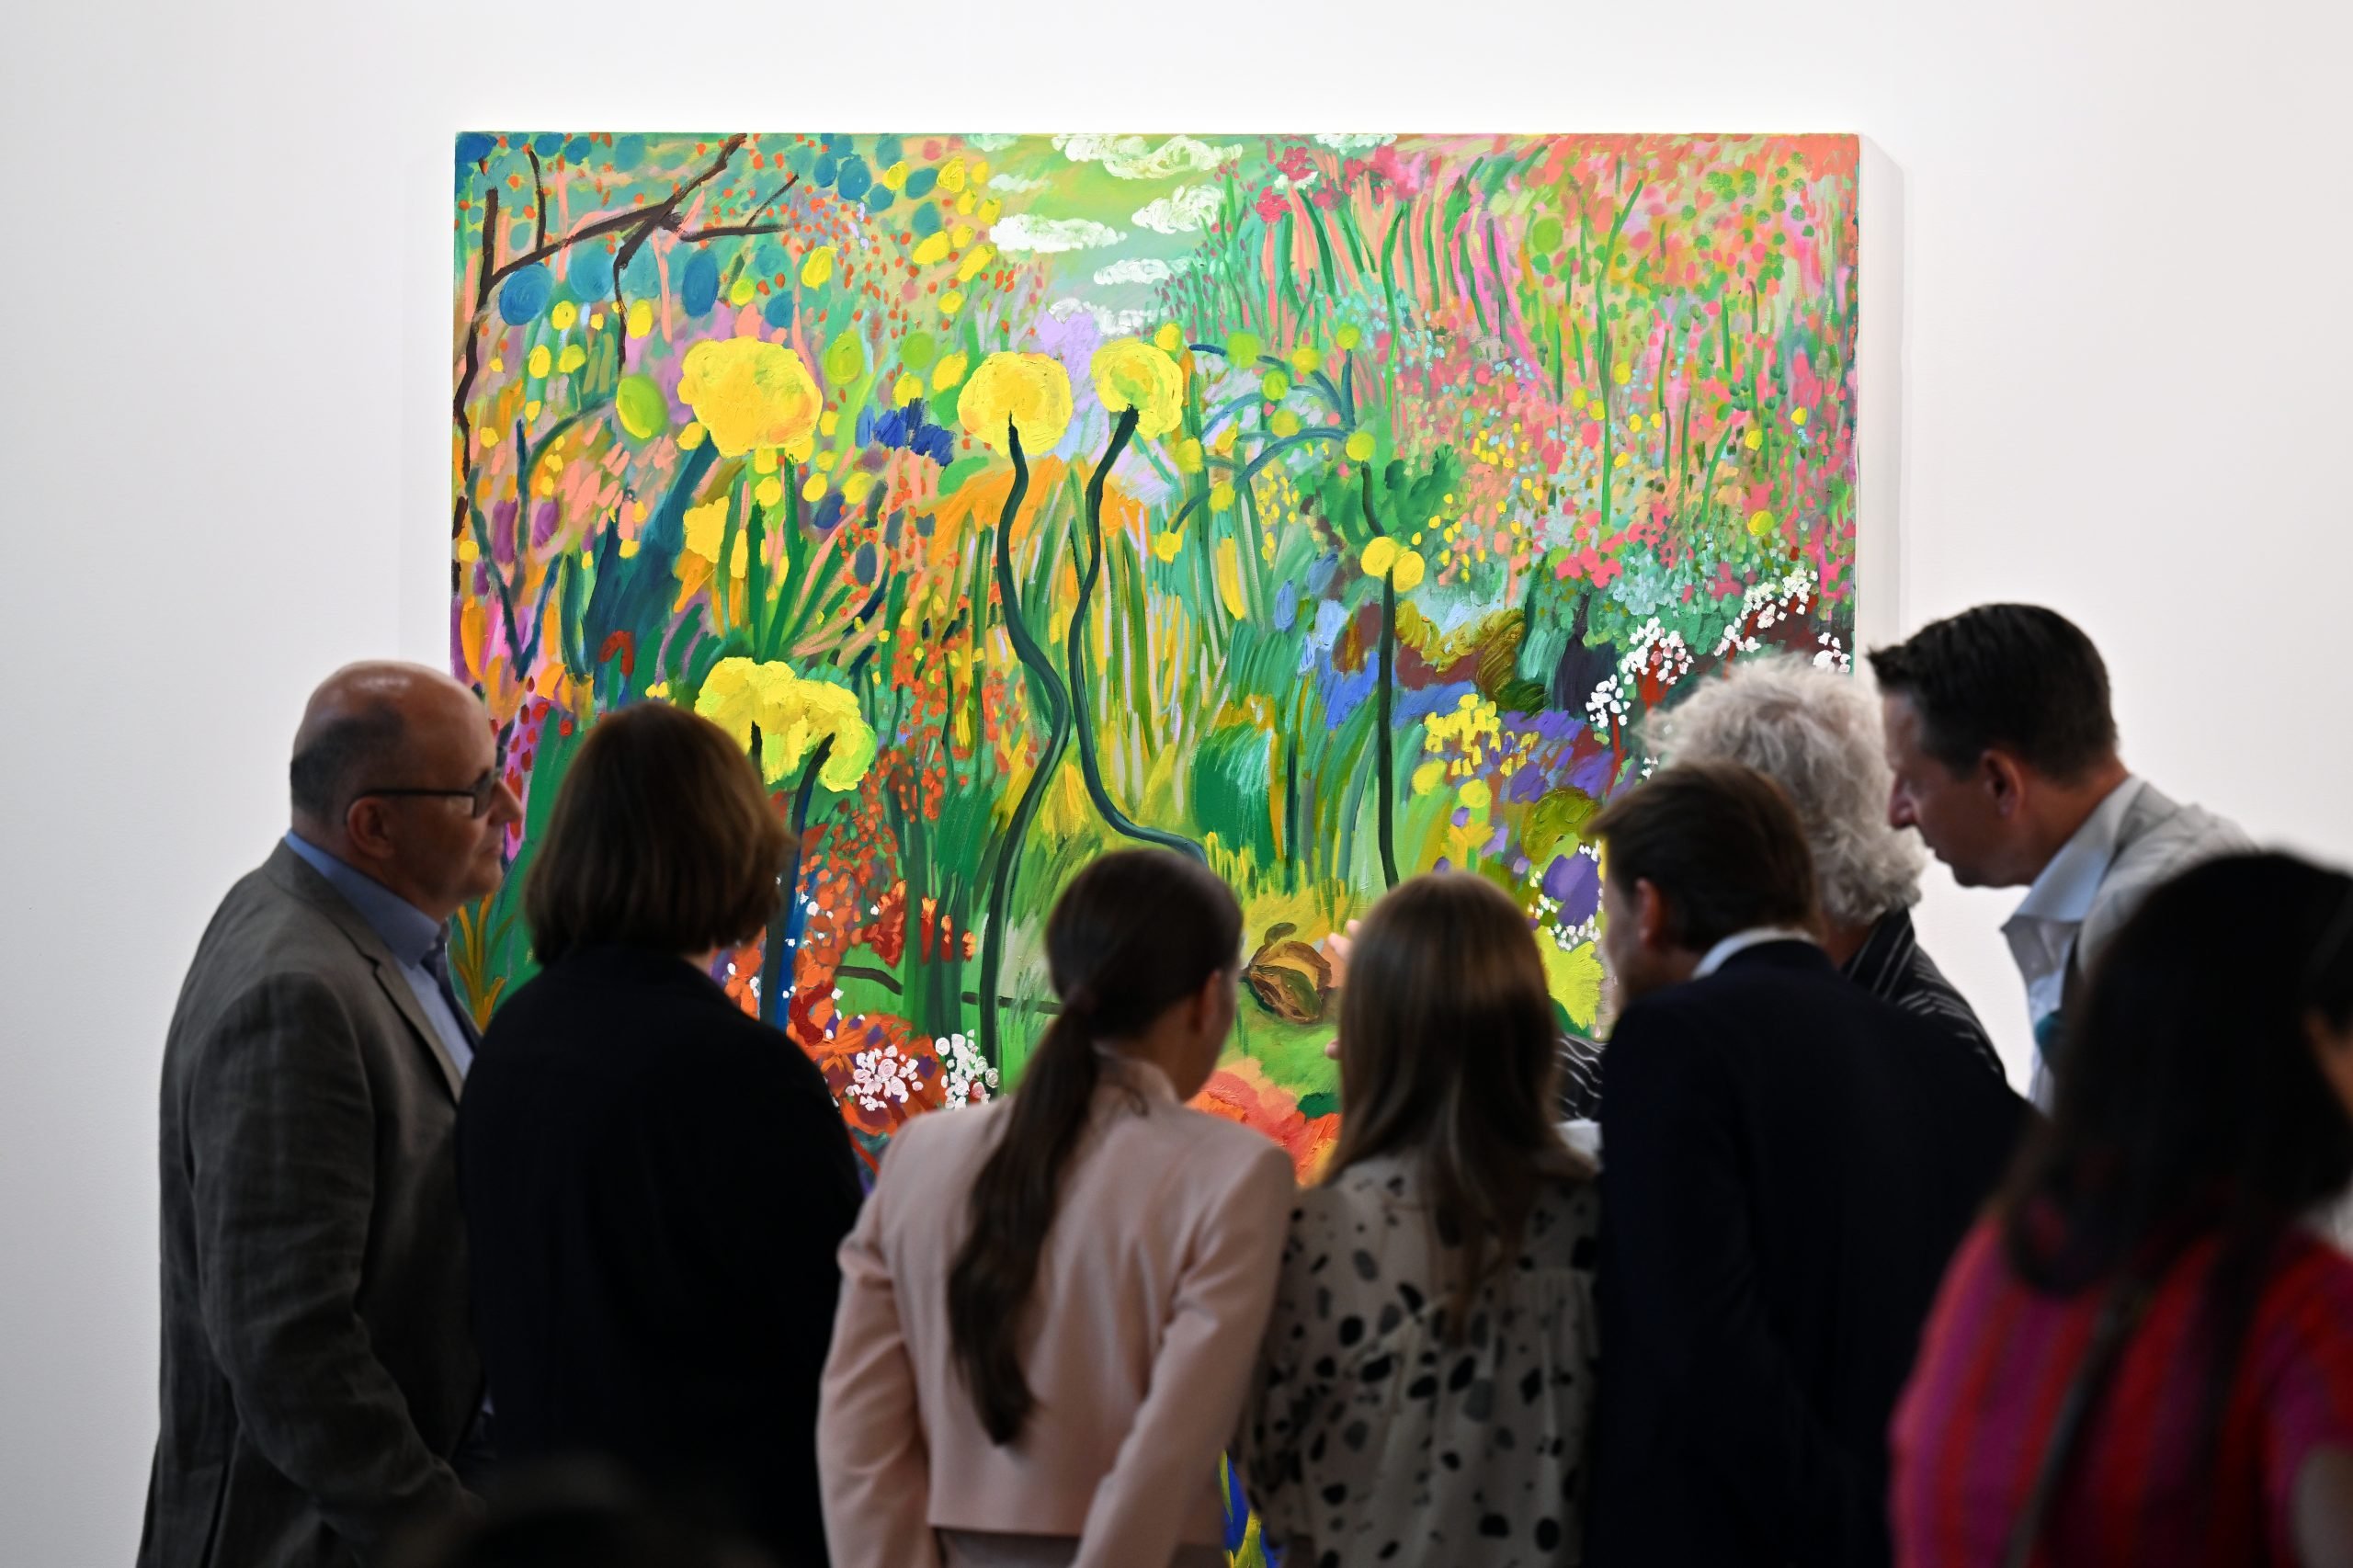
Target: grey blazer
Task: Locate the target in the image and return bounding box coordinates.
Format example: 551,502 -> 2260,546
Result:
2055,780 -> 2252,1058
140,844 -> 481,1568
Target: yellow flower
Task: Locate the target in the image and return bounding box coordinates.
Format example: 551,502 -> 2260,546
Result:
1392,550 -> 1426,590
1290,345 -> 1322,375
693,658 -> 878,789
1461,778 -> 1493,811
1090,338 -> 1187,439
957,352 -> 1073,454
1747,508 -> 1777,537
939,290 -> 966,317
801,245 -> 835,287
1175,437 -> 1204,474
1344,430 -> 1375,463
682,499 -> 747,579
1790,407 -> 1810,426
527,344 -> 551,379
1152,530 -> 1185,562
1743,426 -> 1764,450
1335,324 -> 1361,350
1210,481 -> 1237,511
551,301 -> 578,331
1154,322 -> 1186,354
933,352 -> 970,392
676,338 -> 823,459
627,299 -> 654,337
1361,537 -> 1400,577
1269,410 -> 1302,438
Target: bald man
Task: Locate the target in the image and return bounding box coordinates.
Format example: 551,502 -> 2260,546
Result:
142,664 -> 521,1568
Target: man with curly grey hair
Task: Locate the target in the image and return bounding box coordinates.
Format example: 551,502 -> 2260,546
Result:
1648,654 -> 2004,1080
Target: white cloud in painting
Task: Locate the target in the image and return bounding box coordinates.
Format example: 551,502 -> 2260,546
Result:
994,214 -> 1127,253
963,133 -> 1022,151
987,173 -> 1052,193
1132,185 -> 1222,234
1093,256 -> 1177,286
1053,133 -> 1243,180
1314,133 -> 1396,151
1049,297 -> 1157,335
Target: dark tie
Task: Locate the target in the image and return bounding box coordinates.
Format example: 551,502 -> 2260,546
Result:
425,935 -> 483,1047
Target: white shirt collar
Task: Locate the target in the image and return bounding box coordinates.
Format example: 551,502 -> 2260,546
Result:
2007,776 -> 2147,929
1693,925 -> 1819,978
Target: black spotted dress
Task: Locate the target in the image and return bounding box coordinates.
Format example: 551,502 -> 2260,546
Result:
1241,1156 -> 1600,1568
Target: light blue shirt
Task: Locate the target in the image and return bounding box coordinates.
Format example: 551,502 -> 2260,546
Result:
284,833 -> 476,1078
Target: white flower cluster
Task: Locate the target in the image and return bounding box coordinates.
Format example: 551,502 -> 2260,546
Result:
1621,619 -> 1694,687
1813,631 -> 1853,674
938,1032 -> 999,1108
1712,567 -> 1820,656
849,1042 -> 923,1112
1585,619 -> 1694,732
1585,672 -> 1628,731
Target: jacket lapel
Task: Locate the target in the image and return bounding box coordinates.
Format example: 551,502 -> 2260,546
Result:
264,844 -> 468,1102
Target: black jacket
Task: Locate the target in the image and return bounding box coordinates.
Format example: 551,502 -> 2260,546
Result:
458,944 -> 862,1566
1586,941 -> 2028,1567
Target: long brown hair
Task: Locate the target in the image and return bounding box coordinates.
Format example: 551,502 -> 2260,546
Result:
1327,873 -> 1592,1335
946,849 -> 1243,1446
1998,852 -> 2353,1471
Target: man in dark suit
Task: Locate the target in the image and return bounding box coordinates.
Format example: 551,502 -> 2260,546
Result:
143,663 -> 520,1568
1584,762 -> 2027,1568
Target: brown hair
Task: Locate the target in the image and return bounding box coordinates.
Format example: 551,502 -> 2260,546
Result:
523,701 -> 792,965
947,849 -> 1243,1446
1328,873 -> 1592,1337
1586,761 -> 1819,950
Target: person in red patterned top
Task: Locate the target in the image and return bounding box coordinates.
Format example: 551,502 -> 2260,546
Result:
1892,852 -> 2353,1568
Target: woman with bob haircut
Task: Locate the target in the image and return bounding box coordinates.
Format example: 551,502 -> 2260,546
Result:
1243,873 -> 1600,1567
818,848 -> 1294,1568
458,699 -> 862,1568
1893,851 -> 2353,1567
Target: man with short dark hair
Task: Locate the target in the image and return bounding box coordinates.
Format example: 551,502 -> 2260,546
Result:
1584,764 -> 2025,1568
1870,604 -> 2247,1096
143,663 -> 521,1568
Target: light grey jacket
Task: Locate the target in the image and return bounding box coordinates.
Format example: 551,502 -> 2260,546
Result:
140,844 -> 479,1568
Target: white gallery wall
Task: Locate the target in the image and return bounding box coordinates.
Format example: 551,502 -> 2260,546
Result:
5,0 -> 2349,1557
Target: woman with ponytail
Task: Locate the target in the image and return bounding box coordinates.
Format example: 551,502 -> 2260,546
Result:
817,850 -> 1295,1568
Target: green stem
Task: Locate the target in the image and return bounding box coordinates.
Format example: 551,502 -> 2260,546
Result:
977,426 -> 1071,1071
1069,408 -> 1204,860
1358,464 -> 1399,888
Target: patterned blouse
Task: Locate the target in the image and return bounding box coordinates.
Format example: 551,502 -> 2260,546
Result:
1242,1156 -> 1601,1568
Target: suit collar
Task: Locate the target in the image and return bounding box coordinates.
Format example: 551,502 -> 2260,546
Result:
2010,775 -> 2147,928
263,843 -> 467,1101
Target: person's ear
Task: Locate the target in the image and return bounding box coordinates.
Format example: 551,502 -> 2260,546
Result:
1633,878 -> 1673,952
1982,751 -> 2027,817
2307,1011 -> 2353,1122
344,798 -> 397,859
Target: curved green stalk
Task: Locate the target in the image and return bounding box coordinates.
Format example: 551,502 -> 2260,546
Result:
1359,463 -> 1399,888
978,426 -> 1071,1070
1069,406 -> 1204,862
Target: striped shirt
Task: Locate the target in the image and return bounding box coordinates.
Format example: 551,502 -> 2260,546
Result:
1843,909 -> 2006,1082
1892,1219 -> 2353,1567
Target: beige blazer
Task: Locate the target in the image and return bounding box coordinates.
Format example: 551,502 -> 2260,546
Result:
818,1059 -> 1294,1568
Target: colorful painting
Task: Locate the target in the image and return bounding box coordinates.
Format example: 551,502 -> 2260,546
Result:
449,131 -> 1859,1191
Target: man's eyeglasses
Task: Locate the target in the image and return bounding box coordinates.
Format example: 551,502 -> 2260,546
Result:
354,770 -> 502,820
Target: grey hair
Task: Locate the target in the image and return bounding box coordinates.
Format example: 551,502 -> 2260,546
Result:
1644,653 -> 1925,926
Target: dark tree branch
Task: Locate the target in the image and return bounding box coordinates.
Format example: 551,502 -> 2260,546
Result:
525,145 -> 547,252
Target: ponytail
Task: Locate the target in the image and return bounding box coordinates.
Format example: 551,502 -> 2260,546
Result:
945,851 -> 1241,1446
